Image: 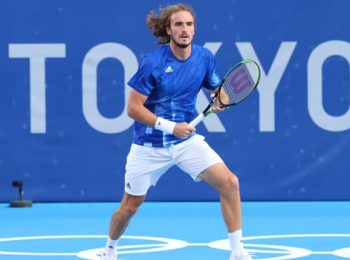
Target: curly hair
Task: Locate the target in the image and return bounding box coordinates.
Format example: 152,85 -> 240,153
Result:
146,3 -> 196,45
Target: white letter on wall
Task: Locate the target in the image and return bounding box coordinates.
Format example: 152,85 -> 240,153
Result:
308,40 -> 350,131
82,43 -> 138,133
9,44 -> 66,133
236,42 -> 297,132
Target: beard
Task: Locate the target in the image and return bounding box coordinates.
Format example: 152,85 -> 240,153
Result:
171,35 -> 192,49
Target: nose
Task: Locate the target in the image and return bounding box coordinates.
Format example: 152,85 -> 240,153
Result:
182,25 -> 190,34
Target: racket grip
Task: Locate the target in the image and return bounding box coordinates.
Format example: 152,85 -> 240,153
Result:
189,113 -> 204,127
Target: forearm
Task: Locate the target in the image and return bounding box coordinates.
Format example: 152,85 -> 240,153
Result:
127,103 -> 157,127
127,89 -> 194,137
129,106 -> 177,135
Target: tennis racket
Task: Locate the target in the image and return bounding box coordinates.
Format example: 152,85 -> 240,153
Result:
190,59 -> 261,127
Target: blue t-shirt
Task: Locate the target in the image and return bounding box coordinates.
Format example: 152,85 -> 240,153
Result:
128,44 -> 220,147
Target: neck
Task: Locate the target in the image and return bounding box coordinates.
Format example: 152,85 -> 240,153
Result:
169,42 -> 191,60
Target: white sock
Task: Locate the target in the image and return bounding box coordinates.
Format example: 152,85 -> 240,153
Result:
106,237 -> 119,251
228,229 -> 244,255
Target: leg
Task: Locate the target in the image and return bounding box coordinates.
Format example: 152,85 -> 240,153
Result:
199,163 -> 252,259
109,143 -> 169,239
101,143 -> 172,259
199,162 -> 241,233
101,192 -> 145,260
109,192 -> 145,239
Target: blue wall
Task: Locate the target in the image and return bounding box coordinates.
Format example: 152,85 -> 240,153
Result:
1,0 -> 350,202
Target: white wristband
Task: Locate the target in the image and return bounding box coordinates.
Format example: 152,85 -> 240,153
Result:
154,117 -> 176,135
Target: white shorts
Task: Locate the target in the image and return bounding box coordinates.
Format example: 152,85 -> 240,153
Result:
124,134 -> 223,196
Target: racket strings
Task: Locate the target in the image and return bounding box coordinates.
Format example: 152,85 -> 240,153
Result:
221,63 -> 259,105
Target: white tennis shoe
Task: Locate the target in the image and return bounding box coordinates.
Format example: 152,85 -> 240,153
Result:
230,251 -> 253,260
100,248 -> 117,260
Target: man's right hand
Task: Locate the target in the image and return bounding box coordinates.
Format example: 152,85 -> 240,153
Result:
173,122 -> 196,138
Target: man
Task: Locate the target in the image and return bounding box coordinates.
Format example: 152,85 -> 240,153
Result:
101,3 -> 252,260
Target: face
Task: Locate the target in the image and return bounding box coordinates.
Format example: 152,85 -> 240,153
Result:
167,10 -> 195,49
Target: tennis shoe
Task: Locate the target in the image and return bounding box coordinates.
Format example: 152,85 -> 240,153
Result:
100,248 -> 117,260
230,251 -> 253,260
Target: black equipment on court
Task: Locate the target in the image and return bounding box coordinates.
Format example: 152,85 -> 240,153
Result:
10,180 -> 33,208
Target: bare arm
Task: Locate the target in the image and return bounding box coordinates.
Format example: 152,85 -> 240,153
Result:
127,89 -> 195,138
127,89 -> 157,126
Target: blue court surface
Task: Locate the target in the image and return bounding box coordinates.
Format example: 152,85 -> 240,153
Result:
1,201 -> 350,260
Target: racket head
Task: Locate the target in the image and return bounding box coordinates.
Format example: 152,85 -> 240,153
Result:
218,59 -> 261,107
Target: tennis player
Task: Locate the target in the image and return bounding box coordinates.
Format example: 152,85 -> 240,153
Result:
101,3 -> 252,260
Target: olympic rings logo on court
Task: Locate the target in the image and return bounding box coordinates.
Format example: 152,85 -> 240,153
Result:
1,234 -> 350,259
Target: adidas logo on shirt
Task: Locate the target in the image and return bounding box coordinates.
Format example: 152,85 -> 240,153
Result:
165,65 -> 174,73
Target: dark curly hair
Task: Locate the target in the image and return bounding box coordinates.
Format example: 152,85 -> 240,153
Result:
146,3 -> 196,44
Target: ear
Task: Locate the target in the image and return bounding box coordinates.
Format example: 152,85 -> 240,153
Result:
166,26 -> 171,35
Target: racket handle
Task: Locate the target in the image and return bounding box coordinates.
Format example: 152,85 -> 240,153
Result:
189,113 -> 204,127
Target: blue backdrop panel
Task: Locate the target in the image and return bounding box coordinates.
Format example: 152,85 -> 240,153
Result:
1,0 -> 350,201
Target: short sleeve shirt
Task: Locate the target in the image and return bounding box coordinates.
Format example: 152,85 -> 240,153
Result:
128,44 -> 220,147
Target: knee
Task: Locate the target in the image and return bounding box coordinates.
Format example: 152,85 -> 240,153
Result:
124,204 -> 140,217
119,203 -> 140,218
223,173 -> 240,193
228,174 -> 239,190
